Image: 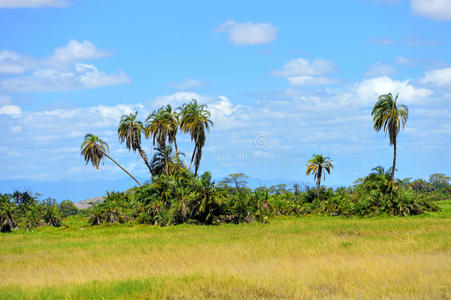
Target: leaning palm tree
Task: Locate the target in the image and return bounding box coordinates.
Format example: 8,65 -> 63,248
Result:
81,134 -> 142,187
371,93 -> 408,183
179,100 -> 213,176
118,111 -> 152,174
306,154 -> 334,197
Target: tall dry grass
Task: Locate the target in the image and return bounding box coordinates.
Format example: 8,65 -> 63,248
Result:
0,204 -> 450,299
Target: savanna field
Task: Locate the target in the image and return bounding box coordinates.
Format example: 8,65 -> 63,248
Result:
1,200 -> 450,300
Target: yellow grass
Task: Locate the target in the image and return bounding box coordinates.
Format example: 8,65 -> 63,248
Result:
0,203 -> 450,299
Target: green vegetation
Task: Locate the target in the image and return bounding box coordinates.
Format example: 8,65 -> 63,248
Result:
0,192 -> 63,232
1,93 -> 450,298
0,201 -> 449,299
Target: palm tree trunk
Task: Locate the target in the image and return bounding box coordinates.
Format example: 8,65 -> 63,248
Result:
173,138 -> 179,156
101,151 -> 142,187
189,144 -> 197,171
173,137 -> 181,165
316,168 -> 322,198
391,139 -> 396,183
138,146 -> 152,174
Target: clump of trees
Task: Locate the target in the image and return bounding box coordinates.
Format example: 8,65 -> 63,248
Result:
84,166 -> 448,227
81,99 -> 212,186
74,95 -> 448,227
0,191 -> 78,232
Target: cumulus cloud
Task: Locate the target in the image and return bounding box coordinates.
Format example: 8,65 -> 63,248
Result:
0,104 -> 21,115
0,40 -> 129,92
1,63 -> 130,92
150,92 -> 207,109
47,39 -> 109,65
364,62 -> 397,78
0,0 -> 68,7
419,67 -> 451,87
354,76 -> 433,104
272,57 -> 337,86
411,0 -> 451,21
167,78 -> 204,91
217,21 -> 278,45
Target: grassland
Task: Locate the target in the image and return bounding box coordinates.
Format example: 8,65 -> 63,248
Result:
0,201 -> 450,299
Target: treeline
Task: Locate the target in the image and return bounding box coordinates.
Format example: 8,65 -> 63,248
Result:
83,169 -> 448,227
1,170 -> 449,232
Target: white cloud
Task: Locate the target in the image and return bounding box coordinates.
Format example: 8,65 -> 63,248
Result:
0,104 -> 21,115
167,78 -> 204,91
48,39 -> 109,65
217,21 -> 278,45
0,40 -> 128,92
364,62 -> 397,78
0,0 -> 68,8
411,0 -> 451,21
396,56 -> 412,65
287,76 -> 338,86
354,76 -> 433,104
0,50 -> 34,74
150,92 -> 207,109
272,57 -> 337,86
1,63 -> 130,92
419,67 -> 451,87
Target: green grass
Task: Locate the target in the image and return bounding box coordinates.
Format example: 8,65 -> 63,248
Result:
1,201 -> 450,299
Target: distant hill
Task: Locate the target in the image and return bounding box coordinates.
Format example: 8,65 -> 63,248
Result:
74,196 -> 104,209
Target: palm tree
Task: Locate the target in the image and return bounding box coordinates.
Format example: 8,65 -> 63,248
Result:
371,165 -> 386,176
150,145 -> 180,177
81,134 -> 142,187
306,154 -> 334,196
145,105 -> 179,153
179,100 -> 213,176
118,111 -> 152,174
372,93 -> 408,183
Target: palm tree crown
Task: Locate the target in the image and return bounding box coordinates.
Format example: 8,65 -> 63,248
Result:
81,133 -> 109,169
306,154 -> 334,190
371,93 -> 408,182
118,111 -> 152,173
179,99 -> 213,176
81,133 -> 142,186
118,111 -> 145,152
145,105 -> 179,151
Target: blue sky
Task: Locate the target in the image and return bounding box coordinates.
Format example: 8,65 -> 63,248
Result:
0,0 -> 450,201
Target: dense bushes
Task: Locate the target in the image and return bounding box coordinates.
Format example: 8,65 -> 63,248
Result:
0,192 -> 66,232
90,170 -> 268,226
1,170 -> 448,232
86,169 -> 447,227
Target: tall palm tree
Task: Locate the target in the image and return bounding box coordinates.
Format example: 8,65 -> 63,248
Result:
179,99 -> 213,176
371,93 -> 408,183
118,111 -> 152,174
145,105 -> 179,154
81,134 -> 142,187
306,154 -> 334,196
